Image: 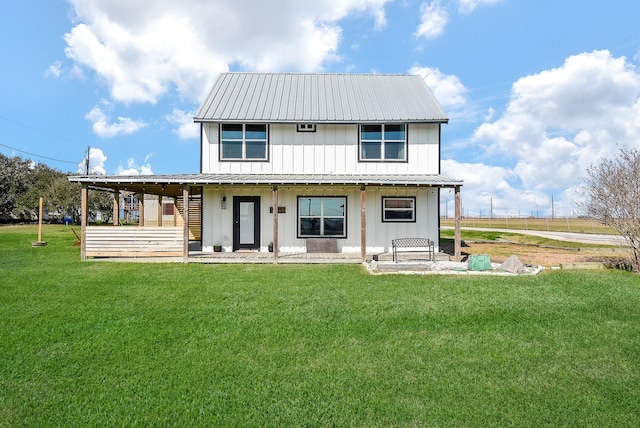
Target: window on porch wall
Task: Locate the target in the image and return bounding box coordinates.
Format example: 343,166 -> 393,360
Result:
382,197 -> 416,222
298,197 -> 346,237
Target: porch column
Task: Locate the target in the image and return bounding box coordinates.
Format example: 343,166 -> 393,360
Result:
81,184 -> 88,260
113,188 -> 119,226
173,197 -> 178,226
272,185 -> 279,264
360,185 -> 367,263
157,195 -> 163,226
182,186 -> 190,263
454,185 -> 462,262
138,193 -> 144,226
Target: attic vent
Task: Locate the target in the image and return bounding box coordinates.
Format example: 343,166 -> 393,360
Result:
297,123 -> 316,132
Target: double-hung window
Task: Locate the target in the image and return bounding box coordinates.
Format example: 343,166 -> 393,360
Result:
382,197 -> 415,222
220,124 -> 268,160
298,197 -> 347,237
360,124 -> 407,161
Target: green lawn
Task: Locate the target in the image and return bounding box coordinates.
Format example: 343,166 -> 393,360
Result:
1,225 -> 640,427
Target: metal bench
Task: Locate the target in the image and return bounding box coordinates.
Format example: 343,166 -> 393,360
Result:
392,238 -> 434,263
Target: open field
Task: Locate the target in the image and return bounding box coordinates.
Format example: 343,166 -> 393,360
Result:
441,217 -> 618,235
440,229 -> 630,268
1,225 -> 639,426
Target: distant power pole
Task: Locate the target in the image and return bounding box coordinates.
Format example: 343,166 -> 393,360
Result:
490,197 -> 493,219
85,146 -> 90,175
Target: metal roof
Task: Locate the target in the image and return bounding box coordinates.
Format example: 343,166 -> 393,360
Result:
194,73 -> 448,123
69,173 -> 463,196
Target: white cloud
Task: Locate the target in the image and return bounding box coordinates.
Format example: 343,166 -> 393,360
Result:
415,1 -> 448,40
474,50 -> 640,192
64,0 -> 392,104
442,159 -> 553,217
45,61 -> 62,78
409,65 -> 468,110
85,105 -> 147,138
77,147 -> 107,175
166,108 -> 199,140
116,158 -> 153,176
458,0 -> 504,14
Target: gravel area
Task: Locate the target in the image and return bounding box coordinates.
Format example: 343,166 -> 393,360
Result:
365,260 -> 544,276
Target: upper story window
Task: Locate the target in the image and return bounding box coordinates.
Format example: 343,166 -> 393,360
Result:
220,124 -> 268,161
359,124 -> 407,162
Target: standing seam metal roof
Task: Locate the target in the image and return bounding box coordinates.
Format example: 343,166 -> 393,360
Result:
194,73 -> 448,123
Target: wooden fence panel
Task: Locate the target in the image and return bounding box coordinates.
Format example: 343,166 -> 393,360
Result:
85,226 -> 183,257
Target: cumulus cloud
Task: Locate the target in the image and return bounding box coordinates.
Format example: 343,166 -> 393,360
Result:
166,108 -> 199,139
409,65 -> 468,111
77,147 -> 107,175
85,105 -> 147,138
64,0 -> 391,104
474,50 -> 640,192
116,157 -> 153,176
415,1 -> 448,39
442,159 -> 553,217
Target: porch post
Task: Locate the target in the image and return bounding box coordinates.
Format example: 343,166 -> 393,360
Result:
182,185 -> 190,263
138,193 -> 144,226
272,185 -> 278,264
454,185 -> 462,262
157,195 -> 163,226
360,185 -> 367,263
173,197 -> 178,226
81,184 -> 88,260
113,188 -> 119,226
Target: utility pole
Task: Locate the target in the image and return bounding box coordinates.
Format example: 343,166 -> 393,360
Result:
85,146 -> 90,175
490,197 -> 493,219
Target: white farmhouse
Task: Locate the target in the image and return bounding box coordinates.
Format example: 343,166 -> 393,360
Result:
70,73 -> 463,262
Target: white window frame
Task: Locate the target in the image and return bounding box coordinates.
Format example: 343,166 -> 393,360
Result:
359,124 -> 407,162
382,197 -> 416,222
297,123 -> 316,132
220,123 -> 269,161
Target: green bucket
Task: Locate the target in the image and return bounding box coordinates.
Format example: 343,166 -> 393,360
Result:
468,254 -> 492,271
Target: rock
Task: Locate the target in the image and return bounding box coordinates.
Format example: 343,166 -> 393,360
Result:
500,255 -> 525,274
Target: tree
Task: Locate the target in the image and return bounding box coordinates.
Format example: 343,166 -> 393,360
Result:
582,147 -> 640,272
0,154 -> 32,220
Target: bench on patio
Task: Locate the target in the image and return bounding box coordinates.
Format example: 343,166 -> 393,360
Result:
392,238 -> 434,263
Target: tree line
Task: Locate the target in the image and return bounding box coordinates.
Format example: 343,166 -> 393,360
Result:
0,153 -> 112,224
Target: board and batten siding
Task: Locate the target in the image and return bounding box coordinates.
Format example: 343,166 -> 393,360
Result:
200,185 -> 439,254
200,123 -> 440,175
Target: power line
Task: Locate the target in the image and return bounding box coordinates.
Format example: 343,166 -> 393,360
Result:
0,142 -> 78,165
0,114 -> 81,165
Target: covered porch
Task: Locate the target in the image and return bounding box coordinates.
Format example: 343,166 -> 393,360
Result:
69,173 -> 463,263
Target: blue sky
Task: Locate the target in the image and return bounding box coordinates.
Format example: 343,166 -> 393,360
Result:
2,0 -> 640,217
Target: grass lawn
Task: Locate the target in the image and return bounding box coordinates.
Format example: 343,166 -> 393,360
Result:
440,217 -> 618,235
1,225 -> 640,427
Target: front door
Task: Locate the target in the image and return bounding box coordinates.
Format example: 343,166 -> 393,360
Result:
233,196 -> 260,251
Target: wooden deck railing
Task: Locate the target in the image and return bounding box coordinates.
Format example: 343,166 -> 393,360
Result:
85,226 -> 184,257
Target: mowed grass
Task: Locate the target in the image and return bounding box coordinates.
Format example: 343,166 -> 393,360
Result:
440,217 -> 618,235
1,225 -> 640,427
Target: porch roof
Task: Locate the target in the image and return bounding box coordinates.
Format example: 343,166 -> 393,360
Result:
69,173 -> 463,196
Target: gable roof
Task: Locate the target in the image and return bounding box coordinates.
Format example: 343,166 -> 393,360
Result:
194,73 -> 448,123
